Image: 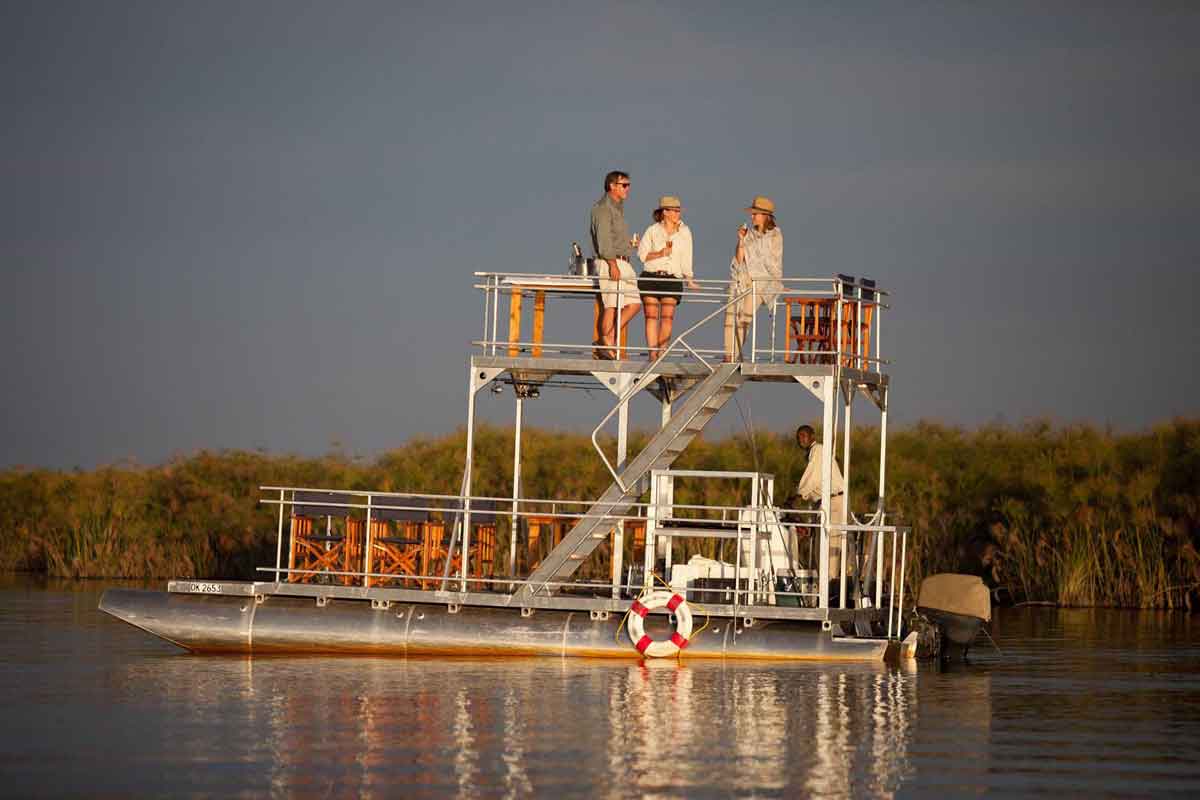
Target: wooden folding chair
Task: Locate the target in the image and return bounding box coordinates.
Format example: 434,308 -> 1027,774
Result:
288,491 -> 360,584
841,277 -> 875,371
421,521 -> 457,589
628,519 -> 647,560
423,499 -> 499,589
364,497 -> 429,588
784,297 -> 836,364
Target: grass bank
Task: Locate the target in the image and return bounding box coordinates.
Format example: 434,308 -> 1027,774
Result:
3,420 -> 1197,609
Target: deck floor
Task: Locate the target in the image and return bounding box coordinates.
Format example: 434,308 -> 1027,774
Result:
167,579 -> 881,625
472,355 -> 889,387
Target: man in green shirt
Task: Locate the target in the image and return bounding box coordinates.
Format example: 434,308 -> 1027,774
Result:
589,170 -> 641,358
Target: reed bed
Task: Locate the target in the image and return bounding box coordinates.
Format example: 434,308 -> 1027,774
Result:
2,420 -> 1197,609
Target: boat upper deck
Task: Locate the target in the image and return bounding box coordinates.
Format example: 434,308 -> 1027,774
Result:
472,272 -> 891,391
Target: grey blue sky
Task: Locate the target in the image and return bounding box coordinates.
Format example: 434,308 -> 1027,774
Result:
3,1 -> 1198,469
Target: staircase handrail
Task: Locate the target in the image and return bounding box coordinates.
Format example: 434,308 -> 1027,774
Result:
591,288 -> 752,493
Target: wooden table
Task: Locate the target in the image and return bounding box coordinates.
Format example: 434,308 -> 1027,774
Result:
501,276 -> 629,359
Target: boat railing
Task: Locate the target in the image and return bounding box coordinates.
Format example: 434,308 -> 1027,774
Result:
473,272 -> 890,371
828,520 -> 910,638
261,486 -> 775,582
259,484 -> 910,634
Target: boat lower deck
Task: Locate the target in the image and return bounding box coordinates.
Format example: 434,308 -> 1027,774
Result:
165,579 -> 876,623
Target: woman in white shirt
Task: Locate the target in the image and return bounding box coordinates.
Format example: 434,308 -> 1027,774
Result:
724,195 -> 783,361
637,195 -> 697,360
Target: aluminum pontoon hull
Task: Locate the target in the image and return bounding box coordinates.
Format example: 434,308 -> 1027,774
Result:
100,589 -> 888,661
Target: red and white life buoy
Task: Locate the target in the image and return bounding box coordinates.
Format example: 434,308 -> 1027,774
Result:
627,590 -> 694,658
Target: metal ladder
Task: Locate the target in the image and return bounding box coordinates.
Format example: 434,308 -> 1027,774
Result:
516,361 -> 744,600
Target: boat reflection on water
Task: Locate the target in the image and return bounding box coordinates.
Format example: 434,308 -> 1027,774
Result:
103,652 -> 1002,796
606,661 -> 994,797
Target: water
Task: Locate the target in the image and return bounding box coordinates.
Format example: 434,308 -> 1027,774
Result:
2,576 -> 1199,798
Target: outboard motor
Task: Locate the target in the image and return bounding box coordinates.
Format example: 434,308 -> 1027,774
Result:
914,573 -> 992,660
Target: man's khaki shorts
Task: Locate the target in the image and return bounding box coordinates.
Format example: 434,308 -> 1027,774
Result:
598,259 -> 640,309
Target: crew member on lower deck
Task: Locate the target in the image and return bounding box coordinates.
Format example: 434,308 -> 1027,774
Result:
787,424 -> 847,585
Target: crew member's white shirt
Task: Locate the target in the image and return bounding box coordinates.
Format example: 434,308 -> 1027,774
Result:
796,442 -> 845,501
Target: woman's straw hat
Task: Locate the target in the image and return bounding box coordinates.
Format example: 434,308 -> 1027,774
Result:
744,195 -> 776,215
656,195 -> 683,211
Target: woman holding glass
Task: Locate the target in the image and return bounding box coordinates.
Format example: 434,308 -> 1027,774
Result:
724,195 -> 783,361
637,195 -> 697,360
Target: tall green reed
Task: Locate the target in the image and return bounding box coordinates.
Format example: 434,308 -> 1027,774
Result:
1,420 -> 1196,608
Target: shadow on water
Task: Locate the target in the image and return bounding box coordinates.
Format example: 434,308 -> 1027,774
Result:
2,576 -> 1199,798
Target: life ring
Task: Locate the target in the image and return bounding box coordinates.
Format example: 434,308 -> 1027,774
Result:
627,590 -> 694,658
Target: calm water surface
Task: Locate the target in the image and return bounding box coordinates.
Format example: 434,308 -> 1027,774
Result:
2,576 -> 1199,798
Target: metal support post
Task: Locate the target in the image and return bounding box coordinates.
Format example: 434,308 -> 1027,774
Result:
733,516 -> 744,611
508,397 -> 523,586
836,279 -> 844,367
877,385 -> 888,609
481,276 -> 491,354
644,472 -> 659,590
460,366 -> 479,591
610,394 -> 630,598
875,520 -> 885,610
770,299 -> 777,362
274,488 -> 285,586
819,377 -> 835,610
841,381 -> 852,610
887,531 -> 898,639
763,476 -> 779,592
657,396 -> 672,569
877,385 -> 888,503
897,531 -> 908,640
663,513 -> 674,576
749,475 -> 760,603
750,282 -> 757,363
363,494 -> 374,585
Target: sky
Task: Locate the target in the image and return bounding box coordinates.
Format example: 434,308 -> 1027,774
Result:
3,0 -> 1198,470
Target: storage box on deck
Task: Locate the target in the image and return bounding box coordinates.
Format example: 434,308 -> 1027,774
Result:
670,556 -> 762,605
688,578 -> 735,604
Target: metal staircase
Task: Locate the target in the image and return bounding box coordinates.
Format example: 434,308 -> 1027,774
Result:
516,362 -> 745,601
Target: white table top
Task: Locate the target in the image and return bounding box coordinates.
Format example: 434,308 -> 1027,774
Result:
500,275 -> 597,291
